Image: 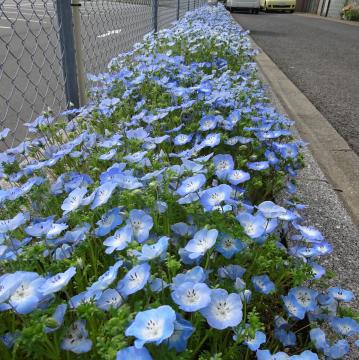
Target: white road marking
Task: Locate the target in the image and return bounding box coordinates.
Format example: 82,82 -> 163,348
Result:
0,17 -> 47,23
0,25 -> 11,29
97,29 -> 122,38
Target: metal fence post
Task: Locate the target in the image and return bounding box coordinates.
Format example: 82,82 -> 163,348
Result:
177,0 -> 180,20
72,0 -> 87,106
188,0 -> 190,11
151,0 -> 158,32
55,0 -> 79,109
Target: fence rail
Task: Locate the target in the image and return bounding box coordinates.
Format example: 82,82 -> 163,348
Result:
0,0 -> 207,147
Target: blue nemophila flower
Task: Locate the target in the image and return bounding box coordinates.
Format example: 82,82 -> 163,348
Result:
103,224 -> 133,254
98,97 -> 120,117
167,313 -> 195,352
44,304 -> 67,333
116,174 -> 143,190
173,133 -> 193,146
61,320 -> 92,354
199,133 -> 221,148
0,273 -> 23,302
324,339 -> 349,359
128,209 -> 153,243
294,224 -> 324,243
39,266 -> 76,296
24,217 -> 53,238
117,263 -> 151,297
198,115 -> 218,131
116,346 -> 152,360
0,331 -> 19,349
227,169 -> 250,185
257,201 -> 287,219
69,289 -> 102,308
171,281 -> 211,312
329,317 -> 359,336
288,287 -> 318,312
265,150 -> 279,165
126,127 -> 149,141
124,151 -> 148,164
309,328 -> 328,352
274,328 -> 296,347
201,288 -> 243,330
171,222 -> 197,237
133,236 -> 169,262
290,350 -> 319,360
328,287 -> 354,302
274,142 -> 299,159
88,260 -> 123,291
212,154 -> 234,180
282,294 -> 306,320
256,350 -> 289,359
218,264 -> 246,280
251,275 -> 275,295
99,148 -> 117,161
247,161 -> 269,171
176,174 -> 206,196
241,329 -> 266,351
0,127 -> 10,140
149,277 -> 168,293
96,288 -> 123,311
308,262 -> 326,280
200,184 -> 232,211
61,187 -> 87,214
155,201 -> 167,214
8,272 -> 46,314
172,266 -> 206,288
91,182 -> 118,210
125,305 -> 176,348
95,208 -> 123,237
184,228 -> 218,260
216,233 -> 245,259
47,222 -> 68,239
236,212 -> 267,239
313,241 -> 333,256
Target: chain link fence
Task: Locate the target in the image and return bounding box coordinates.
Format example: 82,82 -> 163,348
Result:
0,0 -> 207,147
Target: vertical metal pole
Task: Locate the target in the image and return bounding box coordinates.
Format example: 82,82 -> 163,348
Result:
55,0 -> 79,108
72,0 -> 87,106
151,0 -> 158,32
187,0 -> 190,11
177,0 -> 180,20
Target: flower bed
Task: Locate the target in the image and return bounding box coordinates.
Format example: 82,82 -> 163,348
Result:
0,4 -> 358,360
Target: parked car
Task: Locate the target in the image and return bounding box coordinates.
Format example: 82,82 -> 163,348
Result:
260,0 -> 296,12
226,0 -> 260,13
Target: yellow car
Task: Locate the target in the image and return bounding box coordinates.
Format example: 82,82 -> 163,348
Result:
260,0 -> 296,12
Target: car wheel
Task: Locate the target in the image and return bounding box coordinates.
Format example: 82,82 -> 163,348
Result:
255,8 -> 259,14
289,10 -> 294,13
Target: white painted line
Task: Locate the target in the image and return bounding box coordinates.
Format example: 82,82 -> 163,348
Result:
2,10 -> 50,16
0,6 -> 55,12
97,29 -> 122,38
0,17 -> 47,23
0,25 -> 11,29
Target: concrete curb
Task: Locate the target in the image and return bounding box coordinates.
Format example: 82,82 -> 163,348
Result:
296,12 -> 359,27
248,37 -> 359,227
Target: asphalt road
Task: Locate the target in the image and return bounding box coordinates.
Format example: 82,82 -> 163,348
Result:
232,12 -> 359,155
0,0 -> 186,146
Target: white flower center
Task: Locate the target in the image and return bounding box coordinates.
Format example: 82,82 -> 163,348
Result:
214,300 -> 231,319
11,283 -> 32,301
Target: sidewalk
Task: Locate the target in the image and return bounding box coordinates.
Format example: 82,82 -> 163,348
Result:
296,12 -> 359,27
